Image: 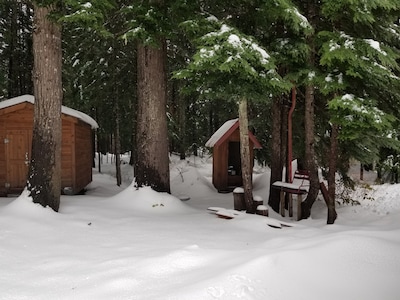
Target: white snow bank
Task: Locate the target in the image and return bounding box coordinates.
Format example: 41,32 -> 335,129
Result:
108,184 -> 195,215
2,189 -> 58,220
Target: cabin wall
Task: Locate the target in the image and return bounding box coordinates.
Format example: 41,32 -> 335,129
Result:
74,121 -> 93,193
61,120 -> 74,189
212,142 -> 228,190
212,127 -> 256,191
0,105 -> 33,195
0,119 -> 6,194
0,103 -> 94,196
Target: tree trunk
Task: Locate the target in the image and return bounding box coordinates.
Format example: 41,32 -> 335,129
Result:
327,123 -> 338,224
6,1 -> 33,97
239,98 -> 254,213
114,99 -> 122,186
300,0 -> 320,219
178,85 -> 186,160
268,95 -> 284,212
28,3 -> 62,212
135,40 -> 170,193
7,0 -> 18,98
301,84 -> 320,219
95,108 -> 102,173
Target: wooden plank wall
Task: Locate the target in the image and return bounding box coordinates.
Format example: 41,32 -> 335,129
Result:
61,121 -> 74,188
0,103 -> 93,195
0,105 -> 33,194
74,121 -> 93,193
0,119 -> 6,194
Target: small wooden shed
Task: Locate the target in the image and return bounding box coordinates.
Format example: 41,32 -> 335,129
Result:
206,119 -> 262,192
0,95 -> 99,196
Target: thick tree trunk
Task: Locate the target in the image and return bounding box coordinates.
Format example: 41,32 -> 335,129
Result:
28,3 -> 62,211
268,95 -> 284,212
301,84 -> 320,219
239,99 -> 254,213
135,40 -> 170,193
327,123 -> 338,224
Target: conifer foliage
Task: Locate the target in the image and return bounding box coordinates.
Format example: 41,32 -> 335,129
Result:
0,0 -> 399,219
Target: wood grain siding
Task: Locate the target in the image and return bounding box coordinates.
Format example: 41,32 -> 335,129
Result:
61,121 -> 73,188
0,120 -> 5,193
0,100 -> 95,196
212,143 -> 228,190
74,121 -> 92,192
208,119 -> 261,191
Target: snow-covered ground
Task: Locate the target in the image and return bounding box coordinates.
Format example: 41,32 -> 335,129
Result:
1,154 -> 399,300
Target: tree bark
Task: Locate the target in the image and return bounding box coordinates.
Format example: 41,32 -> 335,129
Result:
6,1 -> 33,97
327,123 -> 338,224
301,84 -> 320,219
135,40 -> 170,193
114,98 -> 122,186
7,0 -> 19,97
239,98 -> 254,213
300,0 -> 320,219
28,3 -> 62,211
268,95 -> 284,212
178,85 -> 186,160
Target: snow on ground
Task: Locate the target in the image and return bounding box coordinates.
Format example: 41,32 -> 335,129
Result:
1,154 -> 400,300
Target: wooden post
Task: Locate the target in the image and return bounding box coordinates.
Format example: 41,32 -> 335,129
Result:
280,190 -> 285,217
297,194 -> 303,221
256,205 -> 269,217
288,193 -> 293,217
252,195 -> 263,212
233,187 -> 245,211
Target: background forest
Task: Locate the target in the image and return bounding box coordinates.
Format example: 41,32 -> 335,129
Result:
1,0 -> 400,218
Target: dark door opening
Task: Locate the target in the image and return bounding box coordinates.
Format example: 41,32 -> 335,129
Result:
228,142 -> 241,176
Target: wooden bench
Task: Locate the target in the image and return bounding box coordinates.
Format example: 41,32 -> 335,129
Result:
272,160 -> 310,221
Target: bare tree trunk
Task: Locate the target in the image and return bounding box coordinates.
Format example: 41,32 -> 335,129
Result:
114,99 -> 122,186
301,84 -> 319,219
7,0 -> 18,97
135,39 -> 170,193
28,3 -> 62,211
239,99 -> 254,213
95,108 -> 102,173
327,123 -> 338,224
178,86 -> 186,160
268,95 -> 284,212
300,0 -> 320,219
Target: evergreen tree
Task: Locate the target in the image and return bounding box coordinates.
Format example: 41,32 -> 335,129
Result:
175,17 -> 291,212
62,0 -> 137,181
295,0 -> 400,221
0,0 -> 33,98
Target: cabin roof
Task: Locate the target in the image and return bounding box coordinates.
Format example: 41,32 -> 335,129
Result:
205,118 -> 262,149
0,94 -> 99,129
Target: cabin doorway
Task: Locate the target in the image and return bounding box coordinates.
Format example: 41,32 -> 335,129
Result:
228,142 -> 241,175
227,141 -> 242,188
5,129 -> 31,191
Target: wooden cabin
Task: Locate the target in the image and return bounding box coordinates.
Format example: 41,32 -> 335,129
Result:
206,119 -> 262,192
0,95 -> 99,196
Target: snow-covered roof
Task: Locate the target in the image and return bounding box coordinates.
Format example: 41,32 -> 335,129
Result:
0,95 -> 99,129
205,118 -> 262,148
206,119 -> 238,147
